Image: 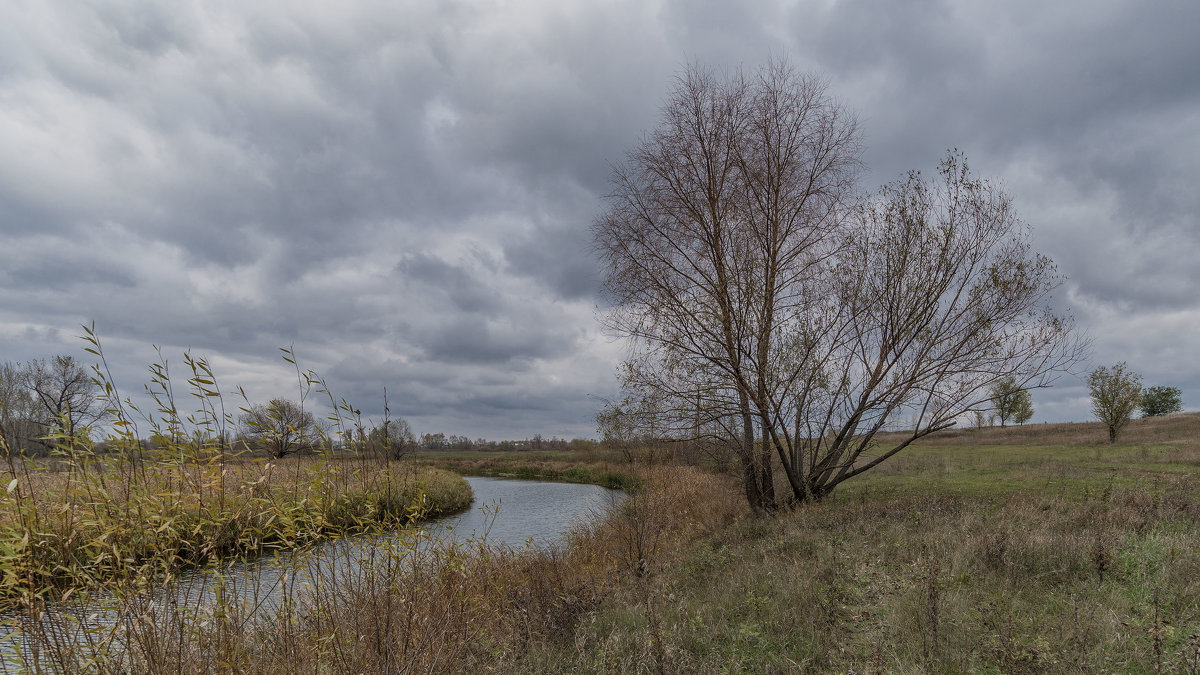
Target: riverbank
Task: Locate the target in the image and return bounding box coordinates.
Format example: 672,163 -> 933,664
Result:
416,449 -> 638,490
30,464 -> 740,672
10,417 -> 1200,672
0,454 -> 472,613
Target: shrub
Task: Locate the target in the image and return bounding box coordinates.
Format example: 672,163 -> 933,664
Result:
1141,385 -> 1183,417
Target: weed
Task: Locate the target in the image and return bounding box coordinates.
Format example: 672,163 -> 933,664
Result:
1092,531 -> 1111,584
1182,628 -> 1200,674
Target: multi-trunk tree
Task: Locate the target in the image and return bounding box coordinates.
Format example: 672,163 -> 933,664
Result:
365,417 -> 417,460
0,356 -> 107,455
595,60 -> 1083,512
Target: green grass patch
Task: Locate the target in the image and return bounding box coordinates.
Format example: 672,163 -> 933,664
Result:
520,430 -> 1200,673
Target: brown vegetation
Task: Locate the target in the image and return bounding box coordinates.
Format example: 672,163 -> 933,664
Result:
18,465 -> 741,673
539,480 -> 1200,673
7,412 -> 1200,672
0,453 -> 472,614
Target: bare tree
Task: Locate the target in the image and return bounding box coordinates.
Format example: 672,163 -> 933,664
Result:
0,362 -> 41,455
22,356 -> 107,451
735,153 -> 1080,503
366,417 -> 417,460
239,398 -> 318,458
597,391 -> 678,464
596,60 -> 861,511
972,410 -> 995,429
596,61 -> 1083,511
355,389 -> 417,460
597,400 -> 639,464
1089,363 -> 1142,443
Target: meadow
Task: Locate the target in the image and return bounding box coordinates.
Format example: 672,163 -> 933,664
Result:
518,416 -> 1200,673
2,411 -> 1198,672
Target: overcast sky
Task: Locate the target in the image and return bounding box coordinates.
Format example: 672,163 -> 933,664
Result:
1,1 -> 1197,439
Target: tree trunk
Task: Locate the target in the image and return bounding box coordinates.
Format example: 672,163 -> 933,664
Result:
759,422 -> 775,510
737,406 -> 765,513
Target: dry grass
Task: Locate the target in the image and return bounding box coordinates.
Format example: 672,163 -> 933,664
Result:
521,417 -> 1200,673
42,465 -> 744,673
10,406 -> 1200,672
890,411 -> 1200,447
0,453 -> 472,613
530,485 -> 1200,673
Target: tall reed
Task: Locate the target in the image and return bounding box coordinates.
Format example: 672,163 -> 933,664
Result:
0,329 -> 472,671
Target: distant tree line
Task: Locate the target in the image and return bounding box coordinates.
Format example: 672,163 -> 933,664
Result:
236,406 -> 601,459
2,355 -> 601,461
413,432 -> 598,453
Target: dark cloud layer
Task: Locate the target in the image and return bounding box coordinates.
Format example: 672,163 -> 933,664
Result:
1,1 -> 1197,437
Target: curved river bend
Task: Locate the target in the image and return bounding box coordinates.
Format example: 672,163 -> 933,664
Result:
181,475 -> 626,607
2,476 -> 625,665
431,476 -> 623,547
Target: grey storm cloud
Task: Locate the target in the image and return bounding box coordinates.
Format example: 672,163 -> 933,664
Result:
1,0 -> 1198,437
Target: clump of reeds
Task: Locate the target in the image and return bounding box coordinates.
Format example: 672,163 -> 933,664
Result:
0,331 -> 473,672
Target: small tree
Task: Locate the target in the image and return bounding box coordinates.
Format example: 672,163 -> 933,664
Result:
990,377 -> 1034,427
1140,386 -> 1182,417
1088,363 -> 1142,443
597,401 -> 638,464
971,410 -> 994,429
21,355 -> 107,452
239,398 -> 318,458
1013,398 -> 1034,425
0,362 -> 41,455
366,417 -> 417,460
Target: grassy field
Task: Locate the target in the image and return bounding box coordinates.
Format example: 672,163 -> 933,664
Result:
520,416 -> 1200,673
845,426 -> 1200,501
5,414 -> 1199,672
340,417 -> 1200,672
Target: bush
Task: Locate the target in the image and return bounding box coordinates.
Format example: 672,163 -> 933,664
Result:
1141,385 -> 1182,417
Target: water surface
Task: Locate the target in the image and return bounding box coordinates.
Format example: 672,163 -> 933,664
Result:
429,476 -> 622,548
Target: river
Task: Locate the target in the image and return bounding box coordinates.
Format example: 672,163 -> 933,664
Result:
0,476 -> 624,671
432,476 -> 623,547
168,475 -> 625,609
